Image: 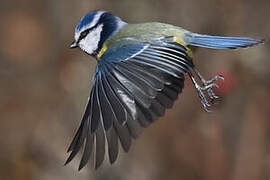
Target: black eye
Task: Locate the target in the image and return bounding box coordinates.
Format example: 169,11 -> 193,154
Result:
79,29 -> 90,40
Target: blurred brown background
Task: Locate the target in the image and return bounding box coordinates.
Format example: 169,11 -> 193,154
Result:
0,0 -> 269,180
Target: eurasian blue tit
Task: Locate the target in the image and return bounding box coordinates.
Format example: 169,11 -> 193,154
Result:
66,10 -> 263,170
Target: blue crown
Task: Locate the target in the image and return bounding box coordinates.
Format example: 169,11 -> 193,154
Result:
76,10 -> 100,31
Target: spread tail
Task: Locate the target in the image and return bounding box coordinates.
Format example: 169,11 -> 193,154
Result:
187,33 -> 264,49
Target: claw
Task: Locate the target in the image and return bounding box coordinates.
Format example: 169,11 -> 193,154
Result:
217,74 -> 225,81
202,102 -> 212,112
201,96 -> 211,107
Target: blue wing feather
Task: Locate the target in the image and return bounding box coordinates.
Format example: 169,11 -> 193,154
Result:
66,39 -> 191,169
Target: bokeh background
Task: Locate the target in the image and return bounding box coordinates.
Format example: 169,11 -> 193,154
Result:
0,0 -> 269,180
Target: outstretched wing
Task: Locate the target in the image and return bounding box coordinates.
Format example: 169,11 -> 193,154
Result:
65,37 -> 193,170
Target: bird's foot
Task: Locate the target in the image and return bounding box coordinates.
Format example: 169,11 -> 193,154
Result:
193,68 -> 224,103
201,75 -> 224,104
188,70 -> 224,112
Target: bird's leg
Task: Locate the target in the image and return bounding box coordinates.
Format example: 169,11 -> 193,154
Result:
188,71 -> 211,112
193,68 -> 224,103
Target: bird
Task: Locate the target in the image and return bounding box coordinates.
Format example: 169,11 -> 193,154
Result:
66,10 -> 264,170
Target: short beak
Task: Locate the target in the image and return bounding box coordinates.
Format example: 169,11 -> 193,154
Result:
70,40 -> 78,48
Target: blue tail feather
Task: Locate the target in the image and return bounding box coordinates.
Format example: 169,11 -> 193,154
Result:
188,34 -> 264,49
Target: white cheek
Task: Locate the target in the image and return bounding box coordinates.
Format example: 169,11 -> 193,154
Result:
79,24 -> 103,54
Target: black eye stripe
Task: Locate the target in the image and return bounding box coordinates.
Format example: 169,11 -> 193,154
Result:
78,23 -> 100,42
80,29 -> 89,39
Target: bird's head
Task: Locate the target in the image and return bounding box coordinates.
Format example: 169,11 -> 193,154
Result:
70,10 -> 126,57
